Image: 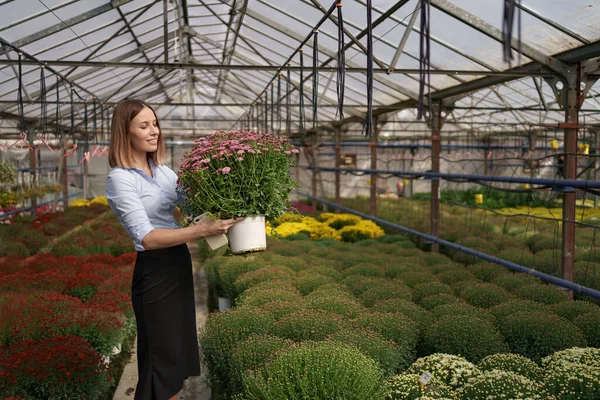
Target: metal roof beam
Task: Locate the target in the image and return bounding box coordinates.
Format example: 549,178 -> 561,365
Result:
1,28 -> 180,107
430,0 -> 568,76
115,4 -> 170,99
0,0 -> 134,57
245,4 -> 419,100
217,0 -> 248,102
532,77 -> 548,111
307,0 -> 386,69
232,33 -> 382,105
198,0 -> 249,102
0,0 -> 79,34
63,2 -> 159,81
387,0 -> 420,73
335,39 -> 600,126
516,3 -> 589,45
3,48 -> 31,101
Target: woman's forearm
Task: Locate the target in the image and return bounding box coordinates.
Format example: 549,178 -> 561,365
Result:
141,226 -> 204,250
141,217 -> 241,250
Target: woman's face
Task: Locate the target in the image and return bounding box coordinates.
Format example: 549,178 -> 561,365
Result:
128,106 -> 160,154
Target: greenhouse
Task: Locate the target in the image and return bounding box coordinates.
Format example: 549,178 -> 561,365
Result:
1,0 -> 600,399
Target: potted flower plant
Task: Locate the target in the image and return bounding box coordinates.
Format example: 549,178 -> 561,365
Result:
177,130 -> 298,254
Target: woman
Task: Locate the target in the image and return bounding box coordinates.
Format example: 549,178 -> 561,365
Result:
106,99 -> 240,400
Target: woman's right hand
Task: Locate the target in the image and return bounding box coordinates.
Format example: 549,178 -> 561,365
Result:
193,217 -> 244,237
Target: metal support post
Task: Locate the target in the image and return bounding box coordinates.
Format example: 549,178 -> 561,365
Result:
484,145 -> 489,176
553,64 -> 596,287
562,76 -> 578,287
430,102 -> 445,253
83,157 -> 89,200
62,148 -> 69,208
54,135 -> 65,211
335,126 -> 341,213
594,130 -> 600,208
311,162 -> 317,210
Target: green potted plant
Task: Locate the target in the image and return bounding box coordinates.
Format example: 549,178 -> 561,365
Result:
0,161 -> 17,184
177,130 -> 298,254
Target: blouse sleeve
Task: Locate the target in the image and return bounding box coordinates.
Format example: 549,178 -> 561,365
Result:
106,169 -> 154,250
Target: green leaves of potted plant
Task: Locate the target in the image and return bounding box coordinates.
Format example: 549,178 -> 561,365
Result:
177,131 -> 298,254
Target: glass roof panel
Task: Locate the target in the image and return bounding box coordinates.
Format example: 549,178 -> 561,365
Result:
0,0 -> 598,137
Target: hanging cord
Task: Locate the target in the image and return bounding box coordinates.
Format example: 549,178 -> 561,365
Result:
264,90 -> 268,133
286,63 -> 292,135
17,53 -> 25,136
55,76 -> 60,139
336,1 -> 345,120
312,30 -> 319,131
270,82 -> 274,133
100,103 -> 104,142
255,101 -> 259,132
362,0 -> 374,136
277,72 -> 282,139
247,106 -> 252,131
93,97 -> 98,144
417,0 -> 431,121
502,0 -> 522,66
255,101 -> 259,131
105,104 -> 110,141
299,49 -> 306,135
84,100 -> 89,153
70,87 -> 75,143
40,66 -> 48,136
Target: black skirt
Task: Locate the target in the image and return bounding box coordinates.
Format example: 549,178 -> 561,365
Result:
132,243 -> 201,400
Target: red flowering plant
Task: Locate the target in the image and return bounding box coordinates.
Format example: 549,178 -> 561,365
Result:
97,270 -> 133,294
86,290 -> 133,318
117,252 -> 137,265
0,291 -> 82,346
86,290 -> 136,336
0,291 -> 124,357
177,131 -> 298,221
0,270 -> 71,293
0,335 -> 111,399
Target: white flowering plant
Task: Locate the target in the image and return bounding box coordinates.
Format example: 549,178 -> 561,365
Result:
407,354 -> 482,390
385,373 -> 457,399
0,161 -> 17,184
542,347 -> 600,399
478,353 -> 542,382
177,131 -> 298,223
459,369 -> 549,399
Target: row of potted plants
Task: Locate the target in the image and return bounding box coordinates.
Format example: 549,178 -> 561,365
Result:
0,198 -> 112,257
0,185 -> 64,208
200,233 -> 600,399
267,212 -> 385,242
337,197 -> 600,295
0,209 -> 137,399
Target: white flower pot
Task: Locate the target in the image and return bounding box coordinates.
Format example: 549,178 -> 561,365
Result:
218,296 -> 232,311
205,233 -> 229,250
228,215 -> 267,254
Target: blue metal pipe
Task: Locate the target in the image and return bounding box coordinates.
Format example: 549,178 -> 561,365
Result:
17,166 -> 59,172
296,191 -> 600,300
299,165 -> 600,189
293,141 -> 562,151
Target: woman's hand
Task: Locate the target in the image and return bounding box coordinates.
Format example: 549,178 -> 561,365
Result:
193,217 -> 244,237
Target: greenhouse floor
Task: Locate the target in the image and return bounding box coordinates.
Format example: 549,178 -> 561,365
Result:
113,241 -> 211,400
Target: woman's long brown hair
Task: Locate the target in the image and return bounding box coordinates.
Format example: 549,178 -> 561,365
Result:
108,99 -> 166,168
